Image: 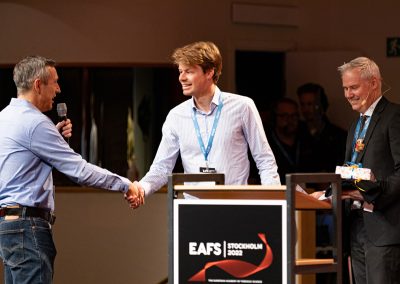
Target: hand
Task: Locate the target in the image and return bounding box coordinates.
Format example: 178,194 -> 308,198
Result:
370,171 -> 376,182
125,181 -> 145,209
363,201 -> 374,212
56,119 -> 72,138
342,189 -> 364,201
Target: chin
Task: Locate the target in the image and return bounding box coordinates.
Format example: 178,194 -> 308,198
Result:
351,105 -> 361,112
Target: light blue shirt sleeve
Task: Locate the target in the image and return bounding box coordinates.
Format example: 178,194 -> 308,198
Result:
31,119 -> 130,192
0,98 -> 130,211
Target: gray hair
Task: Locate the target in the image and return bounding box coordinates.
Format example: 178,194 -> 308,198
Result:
338,57 -> 381,82
13,55 -> 56,93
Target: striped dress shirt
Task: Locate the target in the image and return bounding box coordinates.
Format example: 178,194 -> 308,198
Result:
140,87 -> 280,195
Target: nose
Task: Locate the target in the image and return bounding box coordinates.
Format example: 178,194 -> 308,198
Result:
344,89 -> 352,99
179,72 -> 186,82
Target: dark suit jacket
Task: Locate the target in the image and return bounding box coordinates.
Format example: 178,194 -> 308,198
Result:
345,96 -> 400,246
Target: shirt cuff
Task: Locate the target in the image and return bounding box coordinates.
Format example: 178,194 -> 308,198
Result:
115,176 -> 131,193
140,181 -> 152,196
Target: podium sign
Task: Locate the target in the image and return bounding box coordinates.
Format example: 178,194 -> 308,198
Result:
173,199 -> 287,283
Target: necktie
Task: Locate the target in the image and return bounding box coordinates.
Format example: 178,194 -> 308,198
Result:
353,115 -> 369,156
359,115 -> 368,132
352,115 -> 370,208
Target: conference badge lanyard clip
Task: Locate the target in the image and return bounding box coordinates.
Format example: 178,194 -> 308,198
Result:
351,115 -> 370,163
192,96 -> 223,174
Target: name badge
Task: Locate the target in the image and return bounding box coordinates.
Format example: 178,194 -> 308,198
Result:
199,167 -> 217,173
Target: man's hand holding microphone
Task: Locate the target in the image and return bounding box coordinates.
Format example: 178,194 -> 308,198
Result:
56,103 -> 72,139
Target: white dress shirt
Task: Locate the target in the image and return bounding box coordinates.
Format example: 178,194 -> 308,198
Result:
140,87 -> 280,195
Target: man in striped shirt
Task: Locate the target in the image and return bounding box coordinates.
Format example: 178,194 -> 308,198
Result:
129,41 -> 280,204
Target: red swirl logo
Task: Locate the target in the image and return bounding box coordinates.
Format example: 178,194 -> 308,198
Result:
189,233 -> 273,282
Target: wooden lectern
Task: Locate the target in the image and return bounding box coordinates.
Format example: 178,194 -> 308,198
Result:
168,173 -> 342,284
286,173 -> 342,284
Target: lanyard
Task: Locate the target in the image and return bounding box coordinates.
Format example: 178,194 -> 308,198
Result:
351,115 -> 370,163
192,96 -> 223,167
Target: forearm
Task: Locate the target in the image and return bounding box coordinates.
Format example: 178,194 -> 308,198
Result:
75,162 -> 131,193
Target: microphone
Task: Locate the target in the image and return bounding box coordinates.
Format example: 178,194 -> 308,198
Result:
361,81 -> 375,106
57,103 -> 68,121
57,103 -> 69,144
361,91 -> 370,106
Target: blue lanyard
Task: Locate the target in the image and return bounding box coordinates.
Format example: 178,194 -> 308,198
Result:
351,115 -> 370,163
192,96 -> 223,167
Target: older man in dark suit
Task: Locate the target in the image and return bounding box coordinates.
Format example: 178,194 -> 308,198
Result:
338,57 -> 400,283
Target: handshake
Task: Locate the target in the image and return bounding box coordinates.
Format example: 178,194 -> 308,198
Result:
124,181 -> 146,209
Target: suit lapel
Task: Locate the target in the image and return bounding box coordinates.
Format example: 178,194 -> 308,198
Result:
345,120 -> 357,162
355,97 -> 388,163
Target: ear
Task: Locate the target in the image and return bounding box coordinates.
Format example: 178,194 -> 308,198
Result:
370,77 -> 378,90
206,68 -> 214,80
33,78 -> 41,94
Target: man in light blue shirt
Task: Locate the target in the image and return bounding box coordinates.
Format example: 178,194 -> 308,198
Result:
0,55 -> 141,284
128,41 -> 280,202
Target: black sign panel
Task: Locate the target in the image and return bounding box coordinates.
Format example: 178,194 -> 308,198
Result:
173,199 -> 287,283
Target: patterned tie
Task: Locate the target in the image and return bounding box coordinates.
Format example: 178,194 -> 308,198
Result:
359,115 -> 368,132
353,115 -> 369,156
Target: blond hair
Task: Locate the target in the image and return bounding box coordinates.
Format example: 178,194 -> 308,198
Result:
171,41 -> 222,83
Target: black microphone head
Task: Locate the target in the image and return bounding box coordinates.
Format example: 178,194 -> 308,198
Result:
57,103 -> 67,119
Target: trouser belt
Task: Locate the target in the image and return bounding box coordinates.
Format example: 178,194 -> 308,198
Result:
0,206 -> 56,225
